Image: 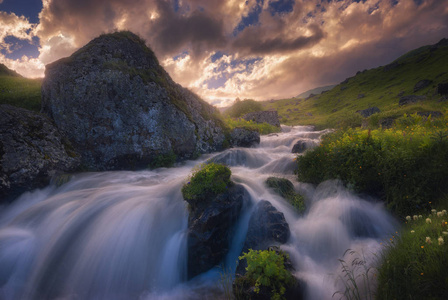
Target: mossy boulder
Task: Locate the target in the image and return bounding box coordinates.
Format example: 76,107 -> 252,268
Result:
265,177 -> 305,214
42,31 -> 226,170
182,163 -> 249,278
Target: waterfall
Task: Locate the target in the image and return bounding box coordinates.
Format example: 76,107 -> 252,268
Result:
0,126 -> 397,299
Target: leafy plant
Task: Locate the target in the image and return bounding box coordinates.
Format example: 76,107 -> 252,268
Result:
238,249 -> 293,300
181,163 -> 232,202
377,208 -> 448,299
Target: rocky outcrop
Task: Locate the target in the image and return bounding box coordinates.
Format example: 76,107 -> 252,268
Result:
0,105 -> 80,202
230,128 -> 260,147
41,31 -> 226,170
186,184 -> 249,279
399,95 -> 427,106
266,177 -> 306,214
242,111 -> 280,127
356,107 -> 380,118
291,140 -> 315,153
413,79 -> 432,92
379,117 -> 395,129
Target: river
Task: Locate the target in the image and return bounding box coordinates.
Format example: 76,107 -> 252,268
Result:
0,125 -> 397,299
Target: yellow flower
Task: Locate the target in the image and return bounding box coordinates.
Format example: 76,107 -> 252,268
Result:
421,245 -> 424,249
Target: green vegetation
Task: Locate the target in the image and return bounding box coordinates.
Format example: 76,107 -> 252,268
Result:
262,41 -> 448,129
265,177 -> 306,214
296,116 -> 448,217
225,118 -> 281,135
224,99 -> 263,118
182,163 -> 232,202
148,151 -> 177,169
237,249 -> 294,300
0,68 -> 42,111
377,208 -> 448,299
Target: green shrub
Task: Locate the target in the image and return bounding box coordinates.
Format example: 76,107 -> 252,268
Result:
225,99 -> 263,118
296,125 -> 448,217
238,249 -> 294,300
377,209 -> 448,299
225,118 -> 281,135
181,163 -> 232,202
148,151 -> 177,169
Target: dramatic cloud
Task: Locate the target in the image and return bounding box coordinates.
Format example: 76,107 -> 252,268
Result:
1,0 -> 448,106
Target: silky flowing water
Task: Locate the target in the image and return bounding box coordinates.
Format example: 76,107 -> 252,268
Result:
0,126 -> 397,300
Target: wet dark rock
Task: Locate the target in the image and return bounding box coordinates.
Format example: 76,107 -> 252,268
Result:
42,31 -> 225,171
0,105 -> 80,202
379,117 -> 395,129
236,200 -> 290,275
356,107 -> 380,118
242,111 -> 280,127
265,177 -> 306,214
437,83 -> 448,96
413,79 -> 432,92
291,140 -> 309,153
186,184 -> 249,279
230,128 -> 260,148
399,95 -> 427,106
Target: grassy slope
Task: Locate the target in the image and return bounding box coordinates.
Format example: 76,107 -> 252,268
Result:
262,41 -> 448,129
0,64 -> 42,112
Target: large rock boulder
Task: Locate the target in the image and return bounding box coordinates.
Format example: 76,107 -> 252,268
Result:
186,183 -> 249,279
356,107 -> 380,118
413,79 -> 432,92
42,31 -> 226,170
437,83 -> 448,96
0,105 -> 80,202
230,128 -> 260,147
242,111 -> 280,127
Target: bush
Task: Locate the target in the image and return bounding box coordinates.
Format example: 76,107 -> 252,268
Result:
238,249 -> 294,300
225,99 -> 263,118
377,209 -> 448,299
181,163 -> 232,203
296,125 -> 448,217
225,118 -> 281,135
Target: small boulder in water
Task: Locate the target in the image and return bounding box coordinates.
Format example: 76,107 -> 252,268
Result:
236,200 -> 291,276
230,127 -> 260,148
265,177 -> 306,214
291,140 -> 309,153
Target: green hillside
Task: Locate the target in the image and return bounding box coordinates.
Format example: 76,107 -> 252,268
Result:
295,84 -> 336,99
263,38 -> 448,129
0,64 -> 42,111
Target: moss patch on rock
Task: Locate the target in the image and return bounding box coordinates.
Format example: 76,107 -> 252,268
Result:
266,177 -> 306,214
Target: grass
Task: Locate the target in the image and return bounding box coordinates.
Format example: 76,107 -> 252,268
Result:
261,42 -> 448,129
296,115 -> 448,218
377,208 -> 448,300
224,117 -> 281,135
0,75 -> 42,111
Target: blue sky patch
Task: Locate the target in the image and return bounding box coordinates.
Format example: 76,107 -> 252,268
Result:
0,36 -> 40,60
0,0 -> 42,24
233,0 -> 264,36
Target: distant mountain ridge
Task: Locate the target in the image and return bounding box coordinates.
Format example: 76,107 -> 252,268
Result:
0,63 -> 22,77
295,84 -> 336,99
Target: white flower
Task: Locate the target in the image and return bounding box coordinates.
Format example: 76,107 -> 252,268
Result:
419,215 -> 423,219
438,237 -> 444,245
411,230 -> 415,234
443,210 -> 447,216
437,211 -> 443,218
413,215 -> 418,221
431,209 -> 437,215
426,218 -> 432,224
443,231 -> 448,236
426,237 -> 432,244
406,216 -> 412,221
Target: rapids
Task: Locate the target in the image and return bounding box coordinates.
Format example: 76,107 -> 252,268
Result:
0,126 -> 397,300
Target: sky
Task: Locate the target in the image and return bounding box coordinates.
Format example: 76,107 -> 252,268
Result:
0,0 -> 447,107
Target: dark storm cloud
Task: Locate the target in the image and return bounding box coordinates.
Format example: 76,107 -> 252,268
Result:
150,0 -> 226,56
232,23 -> 325,55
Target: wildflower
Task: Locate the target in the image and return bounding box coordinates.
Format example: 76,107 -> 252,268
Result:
442,231 -> 448,236
438,237 -> 444,245
421,273 -> 424,276
406,216 -> 412,221
421,245 -> 424,249
426,218 -> 432,224
437,211 -> 443,218
431,209 -> 437,215
419,215 -> 423,219
413,215 -> 418,221
411,230 -> 415,234
443,210 -> 447,216
426,237 -> 432,244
